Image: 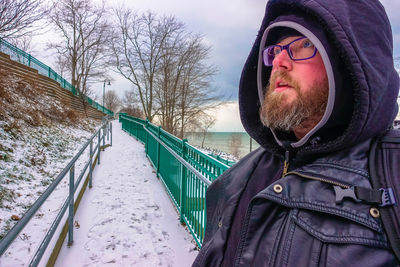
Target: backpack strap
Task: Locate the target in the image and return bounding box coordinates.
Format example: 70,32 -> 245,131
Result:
333,185 -> 395,206
369,129 -> 400,261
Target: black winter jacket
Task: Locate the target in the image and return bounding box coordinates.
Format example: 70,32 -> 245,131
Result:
193,142 -> 398,266
193,0 -> 400,266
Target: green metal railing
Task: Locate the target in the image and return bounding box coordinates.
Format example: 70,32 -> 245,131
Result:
0,37 -> 113,116
119,113 -> 232,247
0,120 -> 112,266
209,154 -> 236,167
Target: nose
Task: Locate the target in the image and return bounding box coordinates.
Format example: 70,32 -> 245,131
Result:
272,49 -> 293,71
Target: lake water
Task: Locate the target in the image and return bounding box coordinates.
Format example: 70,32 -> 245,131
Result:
184,132 -> 260,159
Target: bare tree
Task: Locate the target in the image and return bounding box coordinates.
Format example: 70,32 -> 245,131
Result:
122,90 -> 139,108
196,113 -> 216,148
104,90 -> 120,112
152,24 -> 220,138
119,106 -> 144,119
111,8 -> 221,137
111,9 -> 183,122
155,32 -> 184,133
0,0 -> 47,40
7,35 -> 37,63
53,53 -> 70,78
229,133 -> 243,159
48,0 -> 111,115
7,36 -> 34,53
120,90 -> 144,118
184,112 -> 216,146
174,35 -> 220,138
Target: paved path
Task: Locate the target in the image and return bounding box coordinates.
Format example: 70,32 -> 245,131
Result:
55,121 -> 198,266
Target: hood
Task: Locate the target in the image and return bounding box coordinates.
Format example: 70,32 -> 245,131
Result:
239,0 -> 399,159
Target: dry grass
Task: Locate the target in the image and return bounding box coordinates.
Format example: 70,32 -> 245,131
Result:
0,70 -> 86,129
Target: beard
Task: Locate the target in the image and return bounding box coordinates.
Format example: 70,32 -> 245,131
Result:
260,70 -> 329,132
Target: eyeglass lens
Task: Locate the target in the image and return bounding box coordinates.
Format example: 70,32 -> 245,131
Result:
263,38 -> 316,66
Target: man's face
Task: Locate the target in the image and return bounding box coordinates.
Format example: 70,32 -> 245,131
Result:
260,36 -> 329,132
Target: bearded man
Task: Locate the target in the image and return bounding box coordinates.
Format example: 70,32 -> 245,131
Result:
192,0 -> 399,266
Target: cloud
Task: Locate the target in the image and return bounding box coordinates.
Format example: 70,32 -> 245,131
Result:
106,0 -> 265,102
207,101 -> 245,132
57,0 -> 400,109
381,0 -> 400,24
380,1 -> 400,56
123,0 -> 265,31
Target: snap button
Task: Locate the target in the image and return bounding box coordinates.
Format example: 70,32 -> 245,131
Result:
273,184 -> 283,193
370,207 -> 380,218
218,221 -> 222,228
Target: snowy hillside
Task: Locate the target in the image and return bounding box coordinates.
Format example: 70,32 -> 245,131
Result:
0,70 -> 100,240
0,70 -> 198,266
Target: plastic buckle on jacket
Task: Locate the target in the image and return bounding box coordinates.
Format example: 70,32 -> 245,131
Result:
334,186 -> 361,204
379,188 -> 396,207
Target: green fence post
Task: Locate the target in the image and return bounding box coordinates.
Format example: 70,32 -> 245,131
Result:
107,122 -> 109,142
135,121 -> 138,140
102,125 -> 105,150
68,164 -> 75,246
89,140 -> 93,188
180,139 -> 188,224
145,120 -> 149,155
98,130 -> 101,165
156,126 -> 161,177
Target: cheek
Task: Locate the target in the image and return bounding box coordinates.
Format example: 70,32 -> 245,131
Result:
300,65 -> 327,90
312,57 -> 328,83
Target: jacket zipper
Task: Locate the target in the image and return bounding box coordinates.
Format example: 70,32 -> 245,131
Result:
284,171 -> 350,189
282,150 -> 290,177
281,148 -> 350,188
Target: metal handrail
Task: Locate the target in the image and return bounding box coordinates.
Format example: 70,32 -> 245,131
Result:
0,119 -> 112,266
208,153 -> 237,166
145,128 -> 211,186
119,115 -> 214,184
119,113 -> 230,171
119,113 -> 231,246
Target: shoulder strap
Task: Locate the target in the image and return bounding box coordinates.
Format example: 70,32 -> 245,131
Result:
369,129 -> 400,261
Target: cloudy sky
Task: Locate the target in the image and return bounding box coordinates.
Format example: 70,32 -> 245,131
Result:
117,0 -> 267,99
33,0 -> 400,132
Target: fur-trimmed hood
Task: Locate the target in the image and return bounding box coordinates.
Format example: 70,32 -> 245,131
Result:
239,0 -> 399,160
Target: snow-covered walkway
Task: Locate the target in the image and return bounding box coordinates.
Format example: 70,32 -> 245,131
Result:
55,121 -> 198,266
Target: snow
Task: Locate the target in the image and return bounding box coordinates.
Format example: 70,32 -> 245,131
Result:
0,55 -> 198,266
194,146 -> 239,162
54,121 -> 198,266
0,121 -> 101,267
0,70 -> 103,248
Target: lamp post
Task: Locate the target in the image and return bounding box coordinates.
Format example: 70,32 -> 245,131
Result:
102,79 -> 111,113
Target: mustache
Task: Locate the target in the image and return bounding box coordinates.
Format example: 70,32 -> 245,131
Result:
268,70 -> 300,91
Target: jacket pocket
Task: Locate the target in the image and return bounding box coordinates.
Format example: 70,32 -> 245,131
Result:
283,209 -> 397,267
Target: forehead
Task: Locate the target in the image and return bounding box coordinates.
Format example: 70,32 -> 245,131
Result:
276,35 -> 304,45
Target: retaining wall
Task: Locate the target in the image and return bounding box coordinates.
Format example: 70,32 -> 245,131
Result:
0,51 -> 104,120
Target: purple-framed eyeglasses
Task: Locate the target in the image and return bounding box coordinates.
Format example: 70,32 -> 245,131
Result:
262,36 -> 318,66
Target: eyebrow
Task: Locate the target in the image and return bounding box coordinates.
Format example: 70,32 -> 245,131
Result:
277,36 -> 304,45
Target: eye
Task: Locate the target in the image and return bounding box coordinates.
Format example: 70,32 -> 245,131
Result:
273,46 -> 282,55
302,39 -> 314,48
